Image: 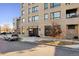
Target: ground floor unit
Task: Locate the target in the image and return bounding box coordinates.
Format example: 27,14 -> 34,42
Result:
20,23 -> 79,39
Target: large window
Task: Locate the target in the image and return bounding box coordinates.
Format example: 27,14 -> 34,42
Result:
44,13 -> 48,20
28,8 -> 31,14
32,16 -> 39,21
66,9 -> 77,18
45,26 -> 52,36
68,25 -> 75,29
53,3 -> 60,7
51,12 -> 60,19
32,6 -> 38,13
44,3 -> 48,9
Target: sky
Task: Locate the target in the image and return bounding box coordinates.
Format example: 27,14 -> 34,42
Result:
0,3 -> 20,28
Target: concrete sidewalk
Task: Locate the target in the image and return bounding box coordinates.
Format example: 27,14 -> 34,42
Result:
20,37 -> 79,44
63,44 -> 79,49
0,45 -> 55,56
20,37 -> 53,43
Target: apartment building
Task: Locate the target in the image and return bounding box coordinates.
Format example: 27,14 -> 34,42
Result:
13,17 -> 21,34
20,3 -> 79,39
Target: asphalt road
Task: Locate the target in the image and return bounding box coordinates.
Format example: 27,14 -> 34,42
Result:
0,38 -> 38,53
0,36 -> 79,56
55,46 -> 79,56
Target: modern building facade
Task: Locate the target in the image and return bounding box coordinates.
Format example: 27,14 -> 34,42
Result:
20,3 -> 79,39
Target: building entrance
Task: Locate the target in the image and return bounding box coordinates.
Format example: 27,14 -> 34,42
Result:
29,28 -> 38,37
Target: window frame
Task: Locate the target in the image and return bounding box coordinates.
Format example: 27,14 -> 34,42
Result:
28,8 -> 31,14
53,3 -> 61,8
32,6 -> 38,13
44,3 -> 48,9
50,11 -> 61,20
28,17 -> 32,22
32,15 -> 39,22
21,10 -> 25,16
21,3 -> 24,8
44,13 -> 49,20
22,18 -> 25,23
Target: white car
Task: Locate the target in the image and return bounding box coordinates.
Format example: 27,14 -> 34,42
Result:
4,34 -> 19,41
9,34 -> 19,41
3,35 -> 11,41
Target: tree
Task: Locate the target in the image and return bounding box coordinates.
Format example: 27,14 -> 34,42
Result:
52,23 -> 62,37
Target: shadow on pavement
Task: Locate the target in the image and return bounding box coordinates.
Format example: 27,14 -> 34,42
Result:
54,46 -> 79,56
0,40 -> 39,54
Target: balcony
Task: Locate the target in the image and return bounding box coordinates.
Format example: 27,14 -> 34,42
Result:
66,8 -> 78,19
66,15 -> 78,18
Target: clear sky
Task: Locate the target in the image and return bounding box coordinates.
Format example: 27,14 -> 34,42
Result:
0,3 -> 20,28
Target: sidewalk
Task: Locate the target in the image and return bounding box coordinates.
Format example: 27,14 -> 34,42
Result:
0,45 -> 55,56
20,36 -> 79,44
63,44 -> 79,49
20,37 -> 53,43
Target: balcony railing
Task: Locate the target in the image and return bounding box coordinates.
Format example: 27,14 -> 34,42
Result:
66,15 -> 79,18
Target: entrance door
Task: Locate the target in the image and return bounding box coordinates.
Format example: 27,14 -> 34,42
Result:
29,28 -> 38,36
33,28 -> 38,36
67,25 -> 78,39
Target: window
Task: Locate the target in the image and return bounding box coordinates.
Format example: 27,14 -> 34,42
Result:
65,3 -> 70,5
28,17 -> 32,22
32,16 -> 39,21
44,3 -> 48,9
32,6 -> 38,13
21,10 -> 25,16
28,3 -> 31,5
22,18 -> 25,23
21,3 -> 24,8
35,16 -> 39,21
50,3 -> 53,8
53,3 -> 60,8
66,9 -> 77,18
51,12 -> 60,19
45,26 -> 52,36
44,13 -> 48,20
32,16 -> 35,21
50,12 -> 53,19
28,8 -> 31,14
68,25 -> 75,29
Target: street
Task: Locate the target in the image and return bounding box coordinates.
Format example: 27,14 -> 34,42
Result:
55,46 -> 79,56
0,36 -> 79,56
0,38 -> 38,53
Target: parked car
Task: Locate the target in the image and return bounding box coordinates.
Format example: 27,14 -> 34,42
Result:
9,33 -> 19,41
4,33 -> 20,41
4,35 -> 10,41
